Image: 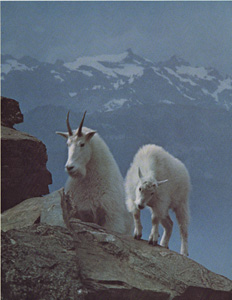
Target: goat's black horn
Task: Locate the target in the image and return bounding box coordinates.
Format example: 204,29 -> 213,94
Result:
77,111 -> 87,137
66,111 -> 73,136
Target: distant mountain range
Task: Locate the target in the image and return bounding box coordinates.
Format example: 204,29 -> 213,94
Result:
1,49 -> 232,113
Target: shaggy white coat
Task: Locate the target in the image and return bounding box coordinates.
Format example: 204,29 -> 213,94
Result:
125,144 -> 190,255
63,127 -> 133,235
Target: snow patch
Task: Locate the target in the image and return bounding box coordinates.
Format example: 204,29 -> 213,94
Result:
78,70 -> 93,77
54,75 -> 64,82
50,70 -> 64,82
64,57 -> 116,77
64,52 -> 144,79
104,98 -> 129,112
212,78 -> 232,102
113,64 -> 144,79
92,85 -> 102,90
113,79 -> 125,89
216,78 -> 232,93
160,100 -> 175,105
176,66 -> 215,81
154,68 -> 174,86
165,67 -> 197,86
69,92 -> 77,97
1,59 -> 37,75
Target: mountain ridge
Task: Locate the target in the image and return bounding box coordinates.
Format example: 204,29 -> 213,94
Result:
1,49 -> 232,112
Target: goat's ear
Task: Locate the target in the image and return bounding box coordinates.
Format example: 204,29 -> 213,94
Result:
157,179 -> 168,186
85,131 -> 96,142
56,131 -> 69,139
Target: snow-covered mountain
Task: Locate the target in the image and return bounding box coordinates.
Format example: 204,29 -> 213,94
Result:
1,49 -> 232,112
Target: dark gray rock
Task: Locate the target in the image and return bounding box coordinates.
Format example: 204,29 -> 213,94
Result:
1,189 -> 65,232
1,221 -> 232,300
1,96 -> 23,128
41,189 -> 66,227
1,196 -> 42,232
1,96 -> 52,212
1,126 -> 52,212
1,225 -> 82,300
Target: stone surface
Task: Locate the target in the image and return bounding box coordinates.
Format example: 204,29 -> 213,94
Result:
1,126 -> 52,212
1,139 -> 231,300
1,96 -> 23,128
1,196 -> 42,232
1,222 -> 232,300
1,189 -> 65,232
1,225 -> 81,300
41,188 -> 66,227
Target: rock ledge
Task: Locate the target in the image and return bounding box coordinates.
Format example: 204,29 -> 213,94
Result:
1,221 -> 232,300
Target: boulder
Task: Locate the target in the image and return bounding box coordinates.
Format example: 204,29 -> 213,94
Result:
40,188 -> 65,227
1,96 -> 23,128
1,196 -> 42,232
1,97 -> 52,212
1,126 -> 52,211
1,225 -> 81,300
1,189 -> 65,232
1,222 -> 232,300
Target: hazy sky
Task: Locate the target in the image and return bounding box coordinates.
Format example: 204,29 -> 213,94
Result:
2,1 -> 232,75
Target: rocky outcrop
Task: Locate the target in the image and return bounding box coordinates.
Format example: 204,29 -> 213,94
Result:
1,97 -> 52,212
1,96 -> 23,128
1,189 -> 65,232
1,221 -> 232,300
1,225 -> 81,300
1,196 -> 42,232
1,188 -> 232,299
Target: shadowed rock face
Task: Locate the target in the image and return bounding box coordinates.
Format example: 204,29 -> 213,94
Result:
1,221 -> 232,300
1,96 -> 23,128
1,97 -> 52,212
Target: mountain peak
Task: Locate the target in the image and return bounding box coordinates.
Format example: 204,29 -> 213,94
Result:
157,55 -> 190,69
18,56 -> 40,67
170,55 -> 190,66
126,48 -> 133,55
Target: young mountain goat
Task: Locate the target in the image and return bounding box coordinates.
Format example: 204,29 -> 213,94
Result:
56,111 -> 133,235
125,144 -> 190,255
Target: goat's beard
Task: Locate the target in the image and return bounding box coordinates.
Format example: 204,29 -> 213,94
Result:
68,166 -> 86,178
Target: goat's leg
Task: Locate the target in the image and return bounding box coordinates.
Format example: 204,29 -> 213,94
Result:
160,215 -> 173,249
175,203 -> 189,256
133,209 -> 143,240
148,211 -> 160,246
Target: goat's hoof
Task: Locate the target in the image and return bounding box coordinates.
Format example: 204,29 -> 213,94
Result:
148,240 -> 158,246
134,234 -> 142,240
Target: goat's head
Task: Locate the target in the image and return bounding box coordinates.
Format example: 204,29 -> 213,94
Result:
56,111 -> 96,177
135,167 -> 168,210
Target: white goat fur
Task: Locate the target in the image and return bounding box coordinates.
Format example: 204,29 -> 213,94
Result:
125,144 -> 190,255
57,116 -> 133,235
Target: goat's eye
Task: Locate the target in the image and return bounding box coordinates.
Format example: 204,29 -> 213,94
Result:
80,143 -> 85,147
139,187 -> 142,191
151,192 -> 154,195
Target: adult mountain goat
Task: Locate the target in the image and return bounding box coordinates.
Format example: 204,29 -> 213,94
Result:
125,144 -> 190,255
56,111 -> 133,235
